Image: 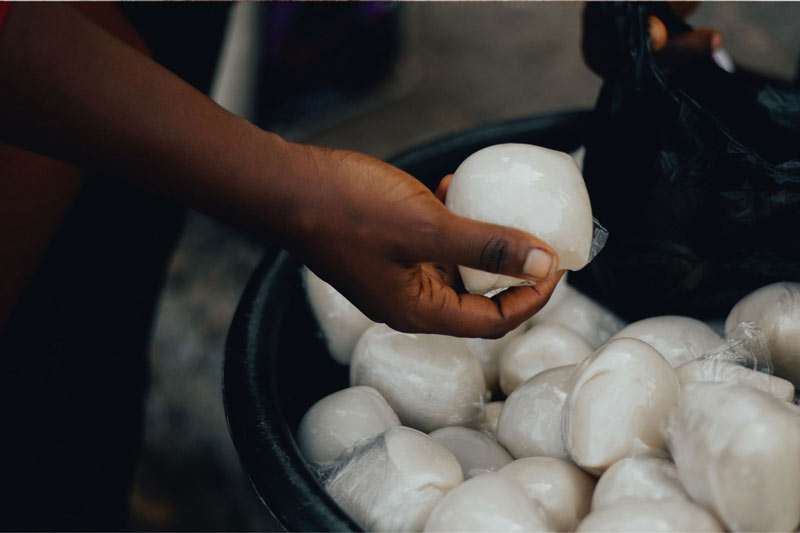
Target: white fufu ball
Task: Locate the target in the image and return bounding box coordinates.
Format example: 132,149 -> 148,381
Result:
445,143 -> 594,295
675,358 -> 795,402
610,315 -> 722,367
666,383 -> 800,532
323,426 -> 463,532
303,266 -> 375,364
576,499 -> 724,532
726,282 -> 800,386
298,386 -> 400,464
496,365 -> 575,460
474,401 -> 504,437
350,324 -> 486,432
591,456 -> 689,510
429,426 -> 513,479
563,338 -> 680,475
423,472 -> 550,532
499,457 -> 595,532
499,322 -> 592,395
464,325 -> 525,391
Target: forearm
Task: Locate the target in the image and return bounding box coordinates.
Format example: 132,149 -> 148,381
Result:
0,3 -> 312,244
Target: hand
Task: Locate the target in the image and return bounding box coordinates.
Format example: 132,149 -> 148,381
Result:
286,146 -> 564,338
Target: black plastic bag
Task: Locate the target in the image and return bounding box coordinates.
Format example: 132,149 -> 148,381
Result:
575,2 -> 800,320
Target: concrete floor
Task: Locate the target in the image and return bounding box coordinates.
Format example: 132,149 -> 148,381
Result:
130,3 -> 800,531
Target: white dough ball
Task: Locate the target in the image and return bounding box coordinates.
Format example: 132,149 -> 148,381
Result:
666,383 -> 800,532
499,323 -> 592,395
726,282 -> 800,386
499,457 -> 595,532
530,286 -> 626,348
423,472 -> 549,532
675,358 -> 795,402
303,266 -> 375,364
323,426 -> 463,532
496,365 -> 575,460
563,338 -> 680,475
465,325 -> 525,391
298,386 -> 400,464
350,324 -> 486,432
576,499 -> 724,532
591,456 -> 689,510
527,273 -> 571,324
429,426 -> 513,479
475,401 -> 504,437
610,315 -> 722,367
445,143 -> 594,295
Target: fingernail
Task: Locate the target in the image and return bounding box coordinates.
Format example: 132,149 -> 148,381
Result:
523,249 -> 554,280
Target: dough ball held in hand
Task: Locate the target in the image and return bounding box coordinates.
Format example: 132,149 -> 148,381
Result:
445,144 -> 601,295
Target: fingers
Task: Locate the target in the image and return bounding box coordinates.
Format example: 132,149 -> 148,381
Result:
393,269 -> 566,338
648,15 -> 668,52
656,27 -> 721,67
434,174 -> 453,204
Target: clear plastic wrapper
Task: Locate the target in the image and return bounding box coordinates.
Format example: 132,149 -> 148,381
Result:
591,456 -> 688,510
423,472 -> 550,532
610,316 -> 722,368
725,282 -> 800,387
350,324 -> 486,432
320,426 -> 463,533
298,386 -> 400,465
429,426 -> 512,479
303,266 -> 375,365
445,143 -> 606,296
665,382 -> 800,532
576,499 -> 724,533
499,457 -> 595,532
496,365 -> 575,461
562,338 -> 680,475
499,323 -> 592,395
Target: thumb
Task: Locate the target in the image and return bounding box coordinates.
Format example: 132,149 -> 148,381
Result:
426,213 -> 559,282
656,28 -> 722,68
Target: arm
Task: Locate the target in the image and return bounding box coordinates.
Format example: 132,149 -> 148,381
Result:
0,4 -> 562,338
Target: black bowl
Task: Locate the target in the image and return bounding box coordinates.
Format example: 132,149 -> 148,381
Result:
223,110 -> 591,532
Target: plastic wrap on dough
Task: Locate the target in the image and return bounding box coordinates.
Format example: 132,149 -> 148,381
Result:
591,456 -> 689,510
423,472 -> 550,532
444,143 -> 605,295
303,266 -> 376,364
499,457 -> 595,532
676,360 -> 794,402
298,386 -> 400,465
530,286 -> 626,348
321,426 -> 463,532
496,365 -> 575,461
576,499 -> 724,532
499,323 -> 592,395
429,426 -> 512,479
665,382 -> 800,532
563,338 -> 680,475
610,315 -> 722,368
464,325 -> 525,392
350,324 -> 486,432
725,282 -> 800,386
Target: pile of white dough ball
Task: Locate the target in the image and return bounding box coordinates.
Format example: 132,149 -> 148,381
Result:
299,144 -> 800,532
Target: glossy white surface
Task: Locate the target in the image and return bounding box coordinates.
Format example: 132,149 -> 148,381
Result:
726,282 -> 800,386
676,358 -> 795,402
324,426 -> 463,532
576,499 -> 724,532
445,143 -> 594,295
298,386 -> 399,464
464,325 -> 525,391
499,457 -> 595,532
563,338 -> 680,475
666,383 -> 800,532
610,315 -> 722,368
475,401 -> 504,437
303,266 -> 375,364
496,365 -> 575,460
429,426 -> 513,479
591,456 -> 688,510
350,324 -> 486,432
500,322 -> 592,395
423,472 -> 549,532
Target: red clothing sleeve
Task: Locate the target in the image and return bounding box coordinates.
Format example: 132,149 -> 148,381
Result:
0,2 -> 10,33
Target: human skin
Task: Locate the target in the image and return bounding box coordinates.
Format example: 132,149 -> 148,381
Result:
0,3 -> 564,337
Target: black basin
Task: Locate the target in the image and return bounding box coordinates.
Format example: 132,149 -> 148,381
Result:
223,110 -> 591,531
